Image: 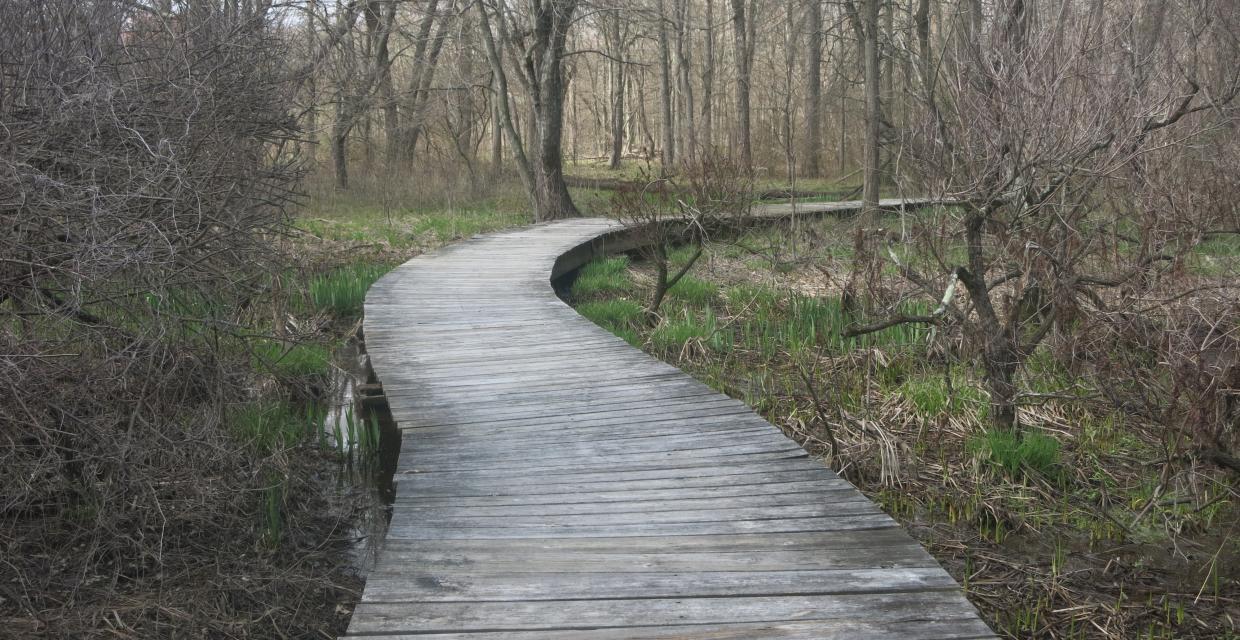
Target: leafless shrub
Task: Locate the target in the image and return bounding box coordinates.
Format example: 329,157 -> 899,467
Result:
0,2 -> 356,636
848,0 -> 1240,446
610,155 -> 755,318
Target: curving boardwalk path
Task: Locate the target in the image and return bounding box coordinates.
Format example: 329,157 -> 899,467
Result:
349,202 -> 993,638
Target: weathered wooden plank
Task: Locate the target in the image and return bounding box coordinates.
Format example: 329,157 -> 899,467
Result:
394,488 -> 863,512
360,568 -> 959,602
347,591 -> 979,634
384,513 -> 898,539
396,483 -> 854,506
375,528 -> 922,554
339,618 -> 995,640
368,544 -> 938,575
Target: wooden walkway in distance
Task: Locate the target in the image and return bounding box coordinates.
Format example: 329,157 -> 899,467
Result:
349,201 -> 993,638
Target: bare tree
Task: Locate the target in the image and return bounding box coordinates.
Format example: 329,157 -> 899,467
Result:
476,0 -> 581,220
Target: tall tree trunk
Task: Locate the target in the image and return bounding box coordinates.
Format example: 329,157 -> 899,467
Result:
490,80 -> 504,178
656,0 -> 676,171
803,0 -> 823,176
730,0 -> 753,171
860,0 -> 881,216
369,0 -> 397,172
332,115 -> 350,189
398,0 -> 445,171
530,0 -> 581,220
475,0 -> 537,210
674,0 -> 697,160
304,0 -> 319,165
701,0 -> 715,150
606,9 -> 625,169
782,2 -> 797,182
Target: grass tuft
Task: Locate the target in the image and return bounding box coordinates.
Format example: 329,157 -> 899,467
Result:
308,264 -> 392,318
578,299 -> 644,329
970,429 -> 1061,479
572,256 -> 632,297
650,308 -> 726,354
667,275 -> 718,305
900,373 -> 986,419
232,402 -> 313,455
252,341 -> 332,378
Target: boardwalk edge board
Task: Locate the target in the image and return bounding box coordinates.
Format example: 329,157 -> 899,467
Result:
350,202 -> 992,638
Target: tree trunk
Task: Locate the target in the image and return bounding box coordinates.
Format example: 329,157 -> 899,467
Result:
529,0 -> 581,220
607,10 -> 626,170
803,0 -> 823,176
782,2 -> 798,182
984,334 -> 1021,434
701,0 -> 715,150
490,85 -> 504,178
370,0 -> 397,172
304,0 -> 319,165
475,0 -> 537,210
657,0 -> 676,171
730,0 -> 753,171
332,116 -> 349,189
397,0 -> 444,171
958,212 -> 1022,435
674,0 -> 697,161
860,0 -> 881,216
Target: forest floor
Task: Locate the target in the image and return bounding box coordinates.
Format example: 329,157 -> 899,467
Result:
567,211 -> 1240,639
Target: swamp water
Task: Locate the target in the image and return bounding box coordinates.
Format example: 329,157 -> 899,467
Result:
320,338 -> 400,572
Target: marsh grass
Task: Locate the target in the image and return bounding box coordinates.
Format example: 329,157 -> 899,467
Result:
572,256 -> 633,297
308,263 -> 392,318
969,429 -> 1062,480
577,299 -> 644,344
319,403 -> 383,465
900,372 -> 987,419
650,307 -> 726,355
231,401 -> 315,455
666,275 -> 718,305
252,340 -> 332,378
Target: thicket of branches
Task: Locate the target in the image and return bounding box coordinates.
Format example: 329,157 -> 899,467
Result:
1,2 -> 356,636
845,0 -> 1240,468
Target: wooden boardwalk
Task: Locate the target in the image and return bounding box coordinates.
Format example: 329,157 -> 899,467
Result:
350,204 -> 992,638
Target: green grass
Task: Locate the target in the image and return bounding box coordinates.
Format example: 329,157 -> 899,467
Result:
572,256 -> 633,297
650,308 -> 727,354
298,186 -> 531,250
231,402 -> 314,455
900,372 -> 988,419
731,293 -> 932,357
577,299 -> 645,345
667,275 -> 718,305
1190,234 -> 1240,276
308,263 -> 392,318
578,299 -> 644,328
969,429 -> 1061,480
1195,234 -> 1240,257
726,283 -> 783,310
252,340 -> 332,378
